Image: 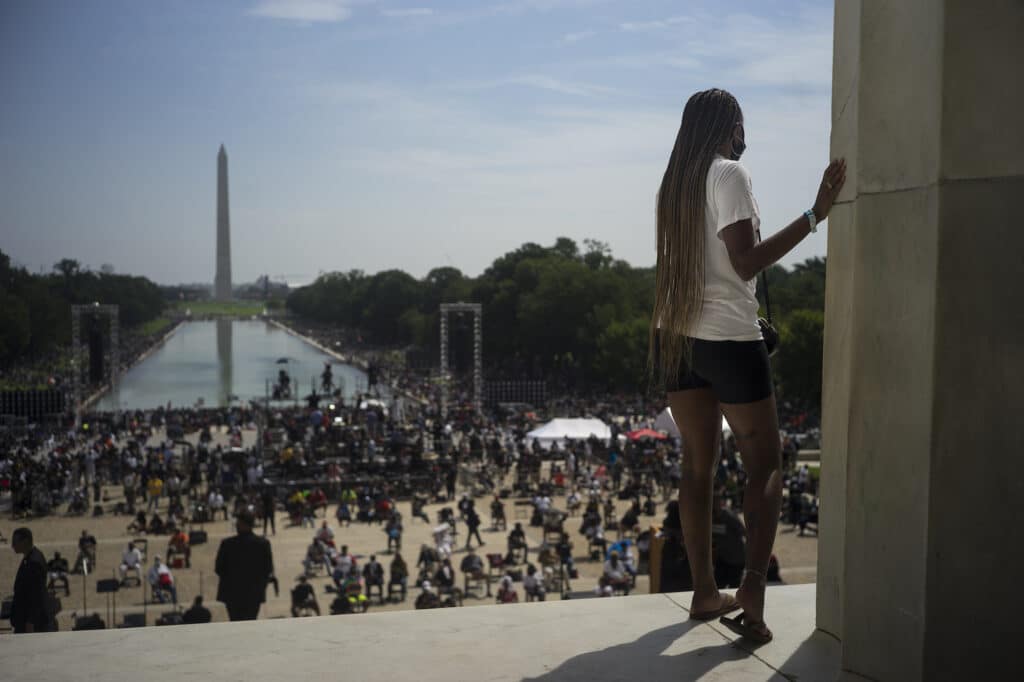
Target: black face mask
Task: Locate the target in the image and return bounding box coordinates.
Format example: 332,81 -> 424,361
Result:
730,133 -> 746,161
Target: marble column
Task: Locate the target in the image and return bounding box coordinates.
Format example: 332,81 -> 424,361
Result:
819,1 -> 1024,680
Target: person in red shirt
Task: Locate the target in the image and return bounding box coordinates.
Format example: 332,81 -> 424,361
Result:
167,529 -> 191,568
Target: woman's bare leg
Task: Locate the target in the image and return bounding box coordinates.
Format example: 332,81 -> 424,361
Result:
668,387 -> 728,613
719,394 -> 783,634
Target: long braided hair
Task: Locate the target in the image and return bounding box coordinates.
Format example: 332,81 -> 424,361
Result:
648,88 -> 743,389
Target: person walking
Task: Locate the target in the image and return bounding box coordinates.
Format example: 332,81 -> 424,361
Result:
464,504 -> 485,550
215,509 -> 275,621
9,527 -> 53,633
648,87 -> 845,643
260,485 -> 276,536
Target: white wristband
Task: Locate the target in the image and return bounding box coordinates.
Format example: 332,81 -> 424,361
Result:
804,209 -> 818,233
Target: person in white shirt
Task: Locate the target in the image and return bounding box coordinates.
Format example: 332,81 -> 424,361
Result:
315,521 -> 335,547
522,564 -> 545,601
247,463 -> 262,486
209,490 -> 227,520
119,543 -> 143,582
648,87 -> 845,643
148,556 -> 177,604
601,551 -> 631,596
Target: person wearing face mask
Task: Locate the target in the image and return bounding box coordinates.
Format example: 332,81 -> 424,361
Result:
649,88 -> 846,644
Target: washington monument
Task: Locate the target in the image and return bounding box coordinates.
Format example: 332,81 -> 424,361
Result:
214,144 -> 232,301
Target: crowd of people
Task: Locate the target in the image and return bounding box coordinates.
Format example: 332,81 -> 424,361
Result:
2,320 -> 819,632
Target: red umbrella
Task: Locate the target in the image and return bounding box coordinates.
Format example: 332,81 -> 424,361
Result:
627,428 -> 667,441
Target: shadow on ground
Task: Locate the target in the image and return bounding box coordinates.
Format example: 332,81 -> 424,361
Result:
520,621 -> 762,682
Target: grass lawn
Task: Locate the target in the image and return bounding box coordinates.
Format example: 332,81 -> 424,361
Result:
137,317 -> 173,337
172,300 -> 265,316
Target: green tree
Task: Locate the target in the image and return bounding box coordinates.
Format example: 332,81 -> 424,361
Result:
284,243 -> 829,403
594,316 -> 649,389
0,291 -> 31,362
774,309 -> 825,407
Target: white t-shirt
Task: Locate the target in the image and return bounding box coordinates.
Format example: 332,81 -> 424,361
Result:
658,154 -> 763,341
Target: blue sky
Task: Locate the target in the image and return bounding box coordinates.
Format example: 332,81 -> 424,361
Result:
1,0 -> 835,286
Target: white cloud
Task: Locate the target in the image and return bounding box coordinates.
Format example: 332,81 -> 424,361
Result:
382,7 -> 433,18
249,0 -> 354,23
572,8 -> 832,93
503,74 -> 617,97
447,74 -> 619,98
558,30 -> 596,45
620,15 -> 691,32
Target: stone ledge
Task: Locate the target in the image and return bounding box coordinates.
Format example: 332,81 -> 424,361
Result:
0,584 -> 838,681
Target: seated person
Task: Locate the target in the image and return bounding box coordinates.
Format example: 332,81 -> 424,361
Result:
566,489 -> 582,514
148,556 -> 178,604
496,575 -> 518,604
416,543 -> 439,571
342,575 -> 368,612
47,551 -> 70,595
182,595 -> 212,624
208,490 -> 228,520
76,529 -> 98,571
579,508 -> 602,536
459,548 -> 485,580
356,497 -> 373,523
331,545 -> 357,588
291,576 -> 321,617
522,564 -> 545,601
507,522 -> 528,560
304,541 -> 330,576
388,552 -> 409,600
415,581 -> 441,610
584,521 -> 608,557
127,510 -> 148,534
335,501 -> 352,527
119,542 -> 144,583
606,539 -> 638,577
552,469 -> 566,489
167,497 -> 187,521
600,551 -> 631,596
536,543 -> 559,568
329,594 -> 354,615
362,554 -> 385,591
542,508 -> 567,531
309,487 -> 328,514
315,521 -> 336,548
148,513 -> 166,535
375,496 -> 393,523
167,529 -> 191,568
433,558 -> 456,592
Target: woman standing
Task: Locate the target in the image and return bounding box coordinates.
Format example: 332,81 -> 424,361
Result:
649,88 -> 846,643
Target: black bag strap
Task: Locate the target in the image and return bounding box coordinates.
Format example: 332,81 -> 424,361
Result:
760,268 -> 774,324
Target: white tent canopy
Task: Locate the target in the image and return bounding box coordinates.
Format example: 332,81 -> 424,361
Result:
526,418 -> 611,450
655,407 -> 731,439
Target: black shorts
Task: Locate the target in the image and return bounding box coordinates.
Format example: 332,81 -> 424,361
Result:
653,330 -> 773,404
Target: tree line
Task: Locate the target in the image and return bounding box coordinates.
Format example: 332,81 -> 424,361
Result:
288,238 -> 827,409
0,251 -> 165,368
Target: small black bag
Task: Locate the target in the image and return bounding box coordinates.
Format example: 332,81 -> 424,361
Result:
759,268 -> 780,357
759,318 -> 779,356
